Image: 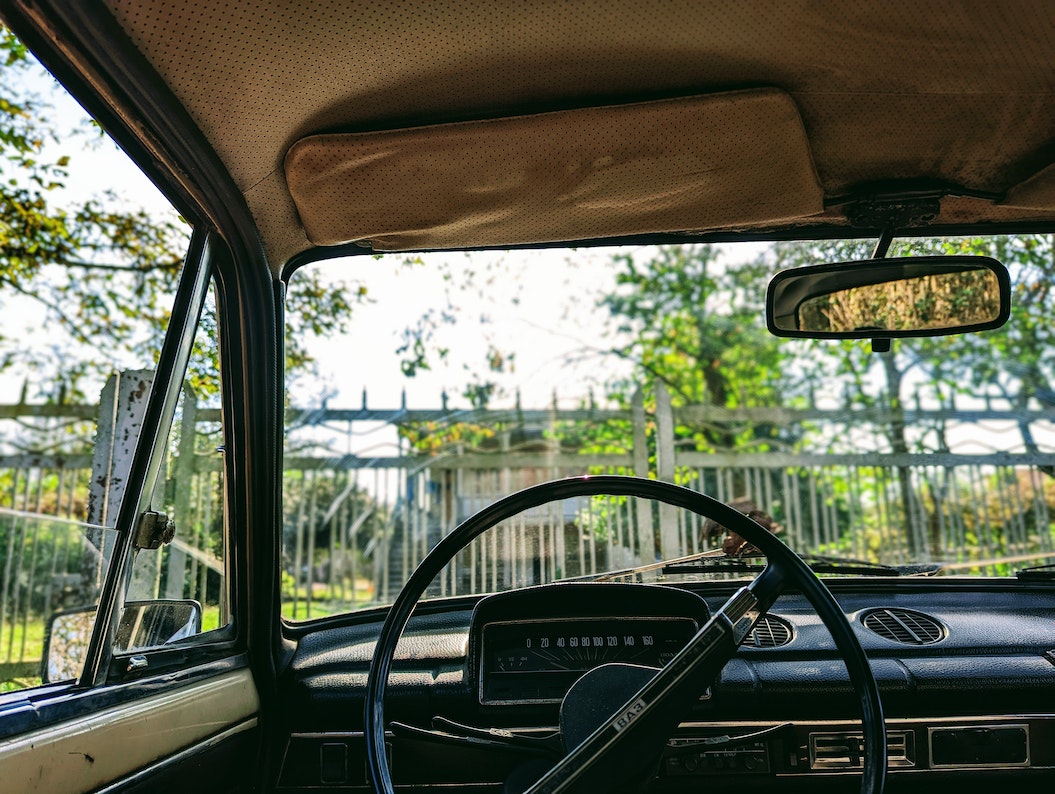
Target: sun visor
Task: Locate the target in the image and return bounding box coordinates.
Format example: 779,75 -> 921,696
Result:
1003,163 -> 1055,211
284,89 -> 823,251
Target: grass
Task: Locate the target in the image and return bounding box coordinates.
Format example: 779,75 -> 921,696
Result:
0,618 -> 47,692
281,578 -> 376,621
0,601 -> 228,694
0,674 -> 40,692
0,577 -> 378,693
201,604 -> 223,632
0,615 -> 47,658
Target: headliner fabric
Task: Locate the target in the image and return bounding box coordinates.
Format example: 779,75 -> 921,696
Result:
102,0 -> 1055,269
284,90 -> 824,251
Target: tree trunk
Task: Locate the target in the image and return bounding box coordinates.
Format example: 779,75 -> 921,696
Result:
879,351 -> 928,557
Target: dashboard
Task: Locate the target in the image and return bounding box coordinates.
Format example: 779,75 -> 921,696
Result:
275,579 -> 1055,791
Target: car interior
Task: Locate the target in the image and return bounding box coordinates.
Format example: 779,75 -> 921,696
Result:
0,2 -> 1054,793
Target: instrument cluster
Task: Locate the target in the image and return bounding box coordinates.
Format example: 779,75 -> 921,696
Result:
469,582 -> 711,706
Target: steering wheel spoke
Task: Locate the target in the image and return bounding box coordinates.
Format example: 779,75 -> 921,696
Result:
524,567 -> 787,793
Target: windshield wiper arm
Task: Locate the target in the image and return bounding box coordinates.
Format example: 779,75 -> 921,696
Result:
561,548 -> 730,583
1016,563 -> 1055,581
567,549 -> 942,583
663,553 -> 942,577
786,553 -> 941,577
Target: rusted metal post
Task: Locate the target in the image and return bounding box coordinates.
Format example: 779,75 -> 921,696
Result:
86,370 -> 154,599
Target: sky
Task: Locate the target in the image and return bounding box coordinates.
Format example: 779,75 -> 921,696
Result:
293,246 -> 660,411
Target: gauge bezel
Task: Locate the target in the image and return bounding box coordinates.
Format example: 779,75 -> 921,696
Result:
479,615 -> 700,705
468,582 -> 712,707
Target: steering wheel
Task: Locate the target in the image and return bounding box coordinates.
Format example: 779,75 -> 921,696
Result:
365,475 -> 886,793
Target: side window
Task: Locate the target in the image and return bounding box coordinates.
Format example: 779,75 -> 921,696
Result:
0,30 -> 205,690
5,273 -> 224,689
0,511 -> 119,691
121,281 -> 229,649
0,277 -> 228,689
0,322 -> 227,690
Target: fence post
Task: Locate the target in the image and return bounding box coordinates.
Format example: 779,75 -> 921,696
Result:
654,382 -> 681,560
86,370 -> 154,597
165,384 -> 197,598
631,389 -> 654,562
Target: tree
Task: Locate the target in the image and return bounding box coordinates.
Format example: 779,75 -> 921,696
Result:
395,244 -> 803,462
774,234 -> 1055,444
0,27 -> 361,406
940,235 -> 1055,450
598,244 -> 794,449
773,233 -> 1055,555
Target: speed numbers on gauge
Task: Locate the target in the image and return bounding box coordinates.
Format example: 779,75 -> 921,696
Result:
492,623 -> 682,671
480,617 -> 698,704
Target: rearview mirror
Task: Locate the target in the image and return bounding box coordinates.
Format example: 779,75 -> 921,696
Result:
42,599 -> 202,683
766,255 -> 1010,339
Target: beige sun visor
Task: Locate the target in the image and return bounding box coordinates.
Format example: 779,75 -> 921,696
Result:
284,89 -> 824,251
1003,163 -> 1055,212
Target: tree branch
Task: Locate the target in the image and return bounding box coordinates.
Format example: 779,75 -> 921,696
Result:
57,258 -> 182,273
607,346 -> 696,403
0,275 -> 94,345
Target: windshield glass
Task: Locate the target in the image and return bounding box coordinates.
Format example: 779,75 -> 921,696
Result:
281,235 -> 1055,620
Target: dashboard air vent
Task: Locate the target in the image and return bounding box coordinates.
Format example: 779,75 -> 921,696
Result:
862,608 -> 944,645
747,615 -> 792,647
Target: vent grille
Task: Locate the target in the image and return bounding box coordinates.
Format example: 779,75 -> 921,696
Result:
862,608 -> 944,645
746,615 -> 793,647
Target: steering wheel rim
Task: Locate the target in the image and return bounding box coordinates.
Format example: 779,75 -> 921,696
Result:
365,475 -> 886,793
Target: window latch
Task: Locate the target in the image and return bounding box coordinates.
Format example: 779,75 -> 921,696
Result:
133,510 -> 177,550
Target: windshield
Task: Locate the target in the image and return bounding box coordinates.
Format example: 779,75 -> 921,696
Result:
281,235 -> 1055,620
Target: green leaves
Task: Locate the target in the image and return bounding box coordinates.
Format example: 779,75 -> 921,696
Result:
598,244 -> 792,451
0,27 -> 363,402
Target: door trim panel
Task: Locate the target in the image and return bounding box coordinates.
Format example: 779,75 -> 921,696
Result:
0,668 -> 259,793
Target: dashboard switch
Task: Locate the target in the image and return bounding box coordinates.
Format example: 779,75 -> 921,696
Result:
319,742 -> 347,784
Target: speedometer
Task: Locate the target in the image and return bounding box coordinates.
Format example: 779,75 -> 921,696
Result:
480,616 -> 698,704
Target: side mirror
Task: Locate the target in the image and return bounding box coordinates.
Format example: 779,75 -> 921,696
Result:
766,255 -> 1011,339
42,599 -> 202,683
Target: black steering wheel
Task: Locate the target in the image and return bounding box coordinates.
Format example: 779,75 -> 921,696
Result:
365,475 -> 886,793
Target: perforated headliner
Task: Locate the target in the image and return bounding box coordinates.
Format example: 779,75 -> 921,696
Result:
97,0 -> 1055,269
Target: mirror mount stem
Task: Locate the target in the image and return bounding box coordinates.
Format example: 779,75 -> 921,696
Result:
869,228 -> 898,352
871,227 -> 894,260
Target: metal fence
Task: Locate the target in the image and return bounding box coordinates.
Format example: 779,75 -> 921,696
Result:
281,387 -> 1055,612
4,382 -> 1055,680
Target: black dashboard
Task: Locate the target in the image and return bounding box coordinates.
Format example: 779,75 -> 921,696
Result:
275,579 -> 1055,791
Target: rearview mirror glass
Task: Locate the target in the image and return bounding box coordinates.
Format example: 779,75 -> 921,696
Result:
42,599 -> 202,683
766,255 -> 1010,338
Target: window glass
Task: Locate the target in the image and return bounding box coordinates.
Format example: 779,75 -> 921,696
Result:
0,515 -> 118,686
7,276 -> 222,684
123,282 -> 228,645
282,236 -> 1055,621
0,30 -> 191,690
